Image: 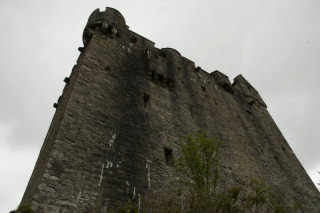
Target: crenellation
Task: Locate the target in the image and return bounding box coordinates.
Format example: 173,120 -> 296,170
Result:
210,70 -> 234,93
129,31 -> 155,49
82,8 -> 237,97
181,56 -> 195,69
194,66 -> 202,72
233,74 -> 267,108
83,8 -> 128,46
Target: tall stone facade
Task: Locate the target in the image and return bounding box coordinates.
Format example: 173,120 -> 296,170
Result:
21,7 -> 320,212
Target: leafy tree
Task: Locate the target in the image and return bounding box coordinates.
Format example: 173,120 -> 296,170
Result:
173,131 -> 300,213
175,131 -> 221,196
108,201 -> 142,213
48,131 -> 302,213
10,205 -> 35,213
16,132 -> 301,213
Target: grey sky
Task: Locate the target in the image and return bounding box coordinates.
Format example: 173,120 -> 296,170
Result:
1,0 -> 319,211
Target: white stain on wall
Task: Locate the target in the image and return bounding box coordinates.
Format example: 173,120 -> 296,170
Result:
106,160 -> 113,168
146,160 -> 152,189
138,193 -> 141,212
133,186 -> 136,199
116,161 -> 121,168
108,132 -> 116,147
76,190 -> 82,202
98,163 -> 104,187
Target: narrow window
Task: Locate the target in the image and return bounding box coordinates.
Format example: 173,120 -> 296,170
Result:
281,146 -> 287,154
130,36 -> 138,43
158,74 -> 163,82
164,148 -> 173,166
144,93 -> 150,109
189,105 -> 193,113
213,98 -> 218,105
167,78 -> 174,86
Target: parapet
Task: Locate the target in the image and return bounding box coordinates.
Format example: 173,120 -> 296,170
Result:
81,7 -> 267,109
210,71 -> 234,93
83,7 -> 127,46
233,74 -> 267,108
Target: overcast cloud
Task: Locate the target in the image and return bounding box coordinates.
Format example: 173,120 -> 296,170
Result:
1,0 -> 319,212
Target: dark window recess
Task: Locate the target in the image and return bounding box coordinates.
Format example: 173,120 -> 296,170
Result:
167,78 -> 175,89
159,50 -> 166,57
201,86 -> 206,92
249,100 -> 256,105
144,93 -> 150,108
281,146 -> 287,153
158,74 -> 163,82
213,98 -> 218,105
194,66 -> 201,72
106,26 -> 112,33
147,71 -> 174,90
130,36 -> 138,43
164,148 -> 173,165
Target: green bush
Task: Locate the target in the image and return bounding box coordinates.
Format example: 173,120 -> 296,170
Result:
112,132 -> 301,213
17,205 -> 36,213
108,201 -> 144,213
175,131 -> 221,195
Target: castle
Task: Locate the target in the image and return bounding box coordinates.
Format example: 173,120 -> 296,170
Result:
21,7 -> 320,212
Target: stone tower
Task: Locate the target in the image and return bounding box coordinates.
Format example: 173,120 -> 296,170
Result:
21,7 -> 320,212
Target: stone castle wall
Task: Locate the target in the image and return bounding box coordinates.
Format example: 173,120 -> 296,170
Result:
21,7 -> 320,212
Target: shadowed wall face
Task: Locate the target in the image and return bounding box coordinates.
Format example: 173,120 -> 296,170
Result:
21,7 -> 320,213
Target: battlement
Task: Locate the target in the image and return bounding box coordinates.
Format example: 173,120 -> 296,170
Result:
83,7 -> 127,46
82,7 -> 267,109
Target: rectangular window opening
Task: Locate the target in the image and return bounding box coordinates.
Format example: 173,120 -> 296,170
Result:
164,148 -> 173,166
158,74 -> 163,82
144,93 -> 150,109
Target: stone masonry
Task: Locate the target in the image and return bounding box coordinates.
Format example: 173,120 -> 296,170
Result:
21,7 -> 320,212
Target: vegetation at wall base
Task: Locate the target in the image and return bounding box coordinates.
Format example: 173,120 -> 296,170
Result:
10,205 -> 36,213
110,131 -> 301,213
12,132 -> 300,213
108,201 -> 144,213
